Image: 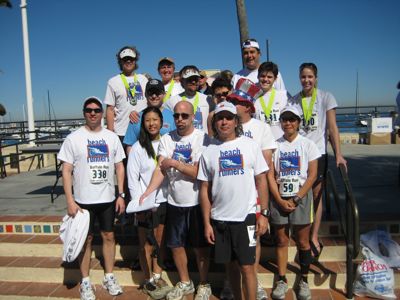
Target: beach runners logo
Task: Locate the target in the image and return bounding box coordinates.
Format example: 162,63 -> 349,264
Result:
87,139 -> 109,163
279,150 -> 300,176
218,147 -> 244,177
172,143 -> 192,164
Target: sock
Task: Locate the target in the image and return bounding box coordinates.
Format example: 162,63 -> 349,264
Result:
299,249 -> 312,275
81,276 -> 90,285
181,280 -> 191,286
278,275 -> 287,283
104,273 -> 114,280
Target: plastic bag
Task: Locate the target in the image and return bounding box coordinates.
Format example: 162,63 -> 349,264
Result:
353,247 -> 396,299
361,230 -> 400,268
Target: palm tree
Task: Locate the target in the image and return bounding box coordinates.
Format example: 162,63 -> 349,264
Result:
235,0 -> 249,67
0,0 -> 12,8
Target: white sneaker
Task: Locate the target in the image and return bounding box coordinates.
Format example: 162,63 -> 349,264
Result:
297,279 -> 311,300
166,281 -> 195,300
219,280 -> 234,300
257,280 -> 268,300
271,280 -> 288,300
194,283 -> 212,300
80,281 -> 95,300
102,274 -> 123,296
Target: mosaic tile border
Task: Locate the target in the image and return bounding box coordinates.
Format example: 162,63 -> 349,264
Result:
0,222 -> 60,235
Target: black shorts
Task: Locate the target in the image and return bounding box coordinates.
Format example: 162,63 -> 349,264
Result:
212,214 -> 256,266
136,202 -> 167,229
317,154 -> 327,182
165,204 -> 208,248
78,201 -> 115,234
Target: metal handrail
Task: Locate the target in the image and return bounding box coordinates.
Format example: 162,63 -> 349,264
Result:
326,163 -> 360,298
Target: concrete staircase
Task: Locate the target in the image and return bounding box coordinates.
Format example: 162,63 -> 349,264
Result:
0,216 -> 399,299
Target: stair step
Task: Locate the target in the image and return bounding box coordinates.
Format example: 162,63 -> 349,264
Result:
0,281 -> 399,300
1,255 -> 399,289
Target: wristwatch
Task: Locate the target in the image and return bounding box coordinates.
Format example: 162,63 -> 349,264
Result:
118,192 -> 126,199
260,208 -> 270,218
292,195 -> 302,206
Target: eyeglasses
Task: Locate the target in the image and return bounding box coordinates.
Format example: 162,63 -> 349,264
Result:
173,113 -> 190,120
122,57 -> 135,63
83,108 -> 103,114
214,91 -> 229,98
215,114 -> 235,121
280,117 -> 298,123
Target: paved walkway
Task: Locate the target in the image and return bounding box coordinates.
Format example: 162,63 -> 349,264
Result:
1,144 -> 399,219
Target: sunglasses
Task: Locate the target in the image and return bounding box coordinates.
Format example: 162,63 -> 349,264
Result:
214,91 -> 229,98
215,114 -> 235,121
280,117 -> 298,123
173,113 -> 190,120
83,108 -> 103,114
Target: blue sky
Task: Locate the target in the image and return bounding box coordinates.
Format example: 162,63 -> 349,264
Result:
0,0 -> 399,121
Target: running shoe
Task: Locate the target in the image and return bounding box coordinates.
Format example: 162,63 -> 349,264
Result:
102,274 -> 123,296
166,280 -> 195,300
194,283 -> 212,300
80,281 -> 95,300
297,279 -> 311,300
271,280 -> 288,299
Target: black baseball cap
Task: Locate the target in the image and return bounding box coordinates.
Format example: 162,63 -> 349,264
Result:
146,79 -> 165,94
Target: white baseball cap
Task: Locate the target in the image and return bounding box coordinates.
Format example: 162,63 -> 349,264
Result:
119,48 -> 136,59
214,101 -> 237,115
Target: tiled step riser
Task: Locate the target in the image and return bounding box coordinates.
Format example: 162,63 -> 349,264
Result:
0,266 -> 348,289
0,243 -> 347,262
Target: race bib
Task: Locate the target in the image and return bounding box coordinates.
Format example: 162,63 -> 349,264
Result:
247,225 -> 257,247
279,177 -> 300,197
262,108 -> 280,126
89,165 -> 109,184
302,113 -> 318,132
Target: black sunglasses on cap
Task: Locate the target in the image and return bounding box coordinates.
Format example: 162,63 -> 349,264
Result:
173,113 -> 190,120
83,108 -> 103,114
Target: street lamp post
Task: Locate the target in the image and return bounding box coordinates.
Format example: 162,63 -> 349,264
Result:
20,0 -> 35,145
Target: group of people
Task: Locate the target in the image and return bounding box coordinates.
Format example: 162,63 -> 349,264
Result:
58,38 -> 347,300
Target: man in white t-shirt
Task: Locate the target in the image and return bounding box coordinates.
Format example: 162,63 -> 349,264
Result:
158,57 -> 184,103
58,97 -> 126,300
139,101 -> 211,300
164,65 -> 210,133
227,78 -> 276,300
198,101 -> 269,300
231,38 -> 286,93
254,61 -> 288,140
104,46 -> 149,140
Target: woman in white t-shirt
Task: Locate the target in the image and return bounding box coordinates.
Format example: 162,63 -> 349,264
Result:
268,106 -> 320,300
288,63 -> 347,260
127,107 -> 171,298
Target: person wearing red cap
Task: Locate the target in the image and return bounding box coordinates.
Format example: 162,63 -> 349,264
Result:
104,46 -> 148,142
227,78 -> 276,300
232,38 -> 286,93
158,57 -> 184,103
198,101 -> 269,300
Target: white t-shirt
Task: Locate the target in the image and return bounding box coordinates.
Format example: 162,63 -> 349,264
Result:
242,118 -> 277,151
127,140 -> 167,204
198,136 -> 268,221
158,128 -> 210,207
273,134 -> 321,197
103,73 -> 148,136
164,92 -> 209,133
58,127 -> 126,205
164,80 -> 184,101
288,89 -> 338,154
232,68 -> 286,91
254,89 -> 288,140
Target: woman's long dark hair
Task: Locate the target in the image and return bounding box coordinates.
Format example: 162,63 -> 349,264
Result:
139,106 -> 163,159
